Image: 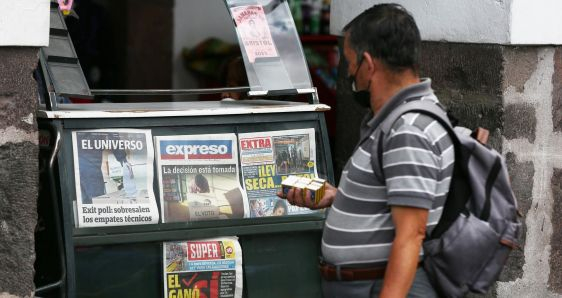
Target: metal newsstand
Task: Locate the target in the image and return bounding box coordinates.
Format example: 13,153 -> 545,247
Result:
35,1 -> 334,297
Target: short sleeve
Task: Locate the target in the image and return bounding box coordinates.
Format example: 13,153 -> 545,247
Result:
381,120 -> 442,209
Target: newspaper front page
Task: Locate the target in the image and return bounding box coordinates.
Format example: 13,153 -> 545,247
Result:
239,128 -> 318,217
155,134 -> 248,223
71,129 -> 159,227
164,237 -> 243,298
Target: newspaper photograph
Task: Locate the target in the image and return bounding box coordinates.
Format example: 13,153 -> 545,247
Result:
71,129 -> 159,227
164,237 -> 243,298
155,134 -> 248,223
238,128 -> 318,217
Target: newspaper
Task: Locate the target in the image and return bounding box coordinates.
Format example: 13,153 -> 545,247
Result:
155,134 -> 248,223
238,129 -> 318,217
71,129 -> 159,227
164,237 -> 243,298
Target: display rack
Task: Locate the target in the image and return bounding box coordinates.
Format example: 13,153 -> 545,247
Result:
35,1 -> 334,298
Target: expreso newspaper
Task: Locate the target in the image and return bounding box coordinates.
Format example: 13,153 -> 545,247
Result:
155,134 -> 248,223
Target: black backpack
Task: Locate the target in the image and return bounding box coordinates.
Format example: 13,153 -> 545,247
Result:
376,100 -> 521,298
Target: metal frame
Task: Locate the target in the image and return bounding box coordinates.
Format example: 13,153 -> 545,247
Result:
90,87 -> 251,96
35,122 -> 66,297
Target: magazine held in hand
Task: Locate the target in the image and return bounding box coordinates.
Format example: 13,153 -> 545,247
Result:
155,134 -> 248,223
71,129 -> 159,227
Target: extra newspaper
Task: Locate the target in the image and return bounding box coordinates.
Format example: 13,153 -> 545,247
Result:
239,129 -> 318,217
164,237 -> 243,298
155,134 -> 248,223
71,129 -> 159,227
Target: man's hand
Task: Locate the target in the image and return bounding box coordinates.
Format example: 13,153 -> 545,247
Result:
277,183 -> 337,209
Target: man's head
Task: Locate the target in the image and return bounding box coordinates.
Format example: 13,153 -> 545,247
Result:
344,3 -> 420,73
189,174 -> 210,193
343,4 -> 421,110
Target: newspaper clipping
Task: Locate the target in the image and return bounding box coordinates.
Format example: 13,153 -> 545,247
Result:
71,129 -> 159,227
239,129 -> 318,217
155,134 -> 248,223
164,237 -> 243,298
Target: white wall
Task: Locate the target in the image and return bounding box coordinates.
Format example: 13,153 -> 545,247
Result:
330,0 -> 512,44
0,0 -> 50,46
330,0 -> 562,45
173,0 -> 238,89
510,0 -> 562,44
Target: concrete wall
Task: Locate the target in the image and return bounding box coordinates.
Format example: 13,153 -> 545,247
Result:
510,1 -> 562,44
499,46 -> 562,297
0,0 -> 46,297
0,0 -> 50,46
330,0 -> 562,45
0,48 -> 40,297
330,0 -> 512,44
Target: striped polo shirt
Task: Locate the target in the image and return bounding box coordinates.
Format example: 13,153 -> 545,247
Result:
321,79 -> 455,266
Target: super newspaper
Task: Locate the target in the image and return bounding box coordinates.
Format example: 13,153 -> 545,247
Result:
155,134 -> 248,223
71,129 -> 159,227
238,128 -> 318,217
164,237 -> 243,298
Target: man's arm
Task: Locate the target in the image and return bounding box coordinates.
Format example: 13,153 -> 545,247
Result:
380,206 -> 428,298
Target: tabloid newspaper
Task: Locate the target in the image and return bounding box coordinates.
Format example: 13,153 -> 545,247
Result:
71,129 -> 159,227
238,128 -> 318,217
155,134 -> 248,223
164,237 -> 243,298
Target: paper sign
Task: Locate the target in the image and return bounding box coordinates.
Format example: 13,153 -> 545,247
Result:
231,5 -> 278,63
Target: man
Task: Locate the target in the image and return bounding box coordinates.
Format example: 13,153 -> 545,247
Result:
282,4 -> 454,297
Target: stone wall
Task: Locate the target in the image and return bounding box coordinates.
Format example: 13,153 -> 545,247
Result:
499,46 -> 562,297
0,47 -> 40,298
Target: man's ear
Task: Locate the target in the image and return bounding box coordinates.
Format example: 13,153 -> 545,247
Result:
362,52 -> 379,74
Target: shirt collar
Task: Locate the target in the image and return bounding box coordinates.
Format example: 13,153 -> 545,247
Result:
366,78 -> 434,129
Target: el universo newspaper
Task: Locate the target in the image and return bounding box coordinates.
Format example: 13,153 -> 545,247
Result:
238,128 -> 319,217
71,129 -> 159,227
154,134 -> 248,223
164,237 -> 243,298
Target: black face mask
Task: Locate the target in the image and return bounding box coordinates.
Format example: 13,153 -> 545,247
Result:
350,59 -> 371,108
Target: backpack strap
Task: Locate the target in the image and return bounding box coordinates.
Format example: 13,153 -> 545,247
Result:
375,100 -> 456,178
374,100 -> 473,240
379,100 -> 453,135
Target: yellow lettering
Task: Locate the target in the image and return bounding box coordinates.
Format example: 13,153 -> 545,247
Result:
262,177 -> 274,189
168,274 -> 179,288
245,179 -> 256,190
246,177 -> 275,190
169,289 -> 177,298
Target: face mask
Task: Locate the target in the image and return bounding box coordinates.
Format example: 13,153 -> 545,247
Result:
350,58 -> 371,108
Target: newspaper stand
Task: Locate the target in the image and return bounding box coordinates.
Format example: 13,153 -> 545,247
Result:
36,1 -> 333,297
